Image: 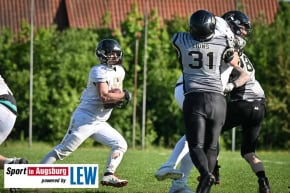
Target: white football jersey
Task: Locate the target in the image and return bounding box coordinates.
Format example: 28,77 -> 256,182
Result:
77,64 -> 125,121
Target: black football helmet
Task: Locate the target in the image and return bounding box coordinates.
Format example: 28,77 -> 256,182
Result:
222,10 -> 252,37
96,39 -> 123,65
189,10 -> 216,41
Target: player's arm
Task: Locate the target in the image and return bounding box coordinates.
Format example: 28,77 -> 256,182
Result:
228,50 -> 251,87
224,63 -> 250,93
96,82 -> 125,104
223,49 -> 250,92
231,65 -> 250,87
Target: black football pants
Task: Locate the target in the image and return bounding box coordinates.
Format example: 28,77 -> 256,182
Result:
183,92 -> 226,177
222,99 -> 266,156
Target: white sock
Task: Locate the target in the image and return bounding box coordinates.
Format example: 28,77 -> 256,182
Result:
40,151 -> 58,164
162,135 -> 189,169
105,150 -> 124,174
179,153 -> 194,180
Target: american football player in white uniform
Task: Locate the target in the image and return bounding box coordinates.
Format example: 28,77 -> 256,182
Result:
40,39 -> 131,188
0,74 -> 29,168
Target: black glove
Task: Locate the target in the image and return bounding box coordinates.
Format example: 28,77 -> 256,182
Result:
115,89 -> 132,109
103,103 -> 119,109
104,90 -> 132,109
124,89 -> 131,103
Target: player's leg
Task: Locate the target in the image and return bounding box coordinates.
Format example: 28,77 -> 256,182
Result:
167,85 -> 196,192
168,153 -> 195,193
91,122 -> 128,187
0,105 -> 28,169
212,100 -> 240,184
40,109 -> 93,164
195,93 -> 226,193
179,152 -> 194,181
183,92 -> 214,193
241,100 -> 270,193
0,105 -> 16,145
155,80 -> 188,181
155,135 -> 187,180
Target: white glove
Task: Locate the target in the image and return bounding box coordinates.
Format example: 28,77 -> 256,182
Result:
224,82 -> 236,93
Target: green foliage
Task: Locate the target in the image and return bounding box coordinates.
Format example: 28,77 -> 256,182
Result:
0,2 -> 289,149
243,1 -> 290,149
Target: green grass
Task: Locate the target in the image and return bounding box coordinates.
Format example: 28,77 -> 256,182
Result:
0,141 -> 289,193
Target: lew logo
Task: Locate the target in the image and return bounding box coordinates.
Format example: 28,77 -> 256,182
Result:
4,164 -> 98,188
70,167 -> 97,185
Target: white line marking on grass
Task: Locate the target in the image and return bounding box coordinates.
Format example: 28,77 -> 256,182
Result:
263,160 -> 290,165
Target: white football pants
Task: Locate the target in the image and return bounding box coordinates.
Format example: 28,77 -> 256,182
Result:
0,104 -> 16,145
159,83 -> 194,182
40,108 -> 127,174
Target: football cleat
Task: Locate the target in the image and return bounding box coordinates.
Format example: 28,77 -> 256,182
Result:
155,166 -> 184,181
196,173 -> 215,193
8,158 -> 29,164
212,164 -> 221,184
197,164 -> 220,185
258,177 -> 271,193
169,180 -> 195,193
9,188 -> 18,193
101,174 -> 128,187
8,158 -> 28,193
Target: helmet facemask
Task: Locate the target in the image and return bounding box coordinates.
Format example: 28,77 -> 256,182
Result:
97,50 -> 122,65
235,35 -> 247,49
231,20 -> 252,39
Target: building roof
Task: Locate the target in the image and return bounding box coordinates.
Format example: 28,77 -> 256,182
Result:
0,0 -> 279,34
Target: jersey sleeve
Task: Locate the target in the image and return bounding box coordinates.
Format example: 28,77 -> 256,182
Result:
91,65 -> 108,83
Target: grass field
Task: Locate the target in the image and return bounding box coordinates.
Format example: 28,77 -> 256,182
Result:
0,141 -> 289,193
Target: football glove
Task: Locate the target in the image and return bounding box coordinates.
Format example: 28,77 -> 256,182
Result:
224,82 -> 237,93
223,48 -> 235,63
103,89 -> 132,109
103,103 -> 119,109
113,89 -> 132,109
